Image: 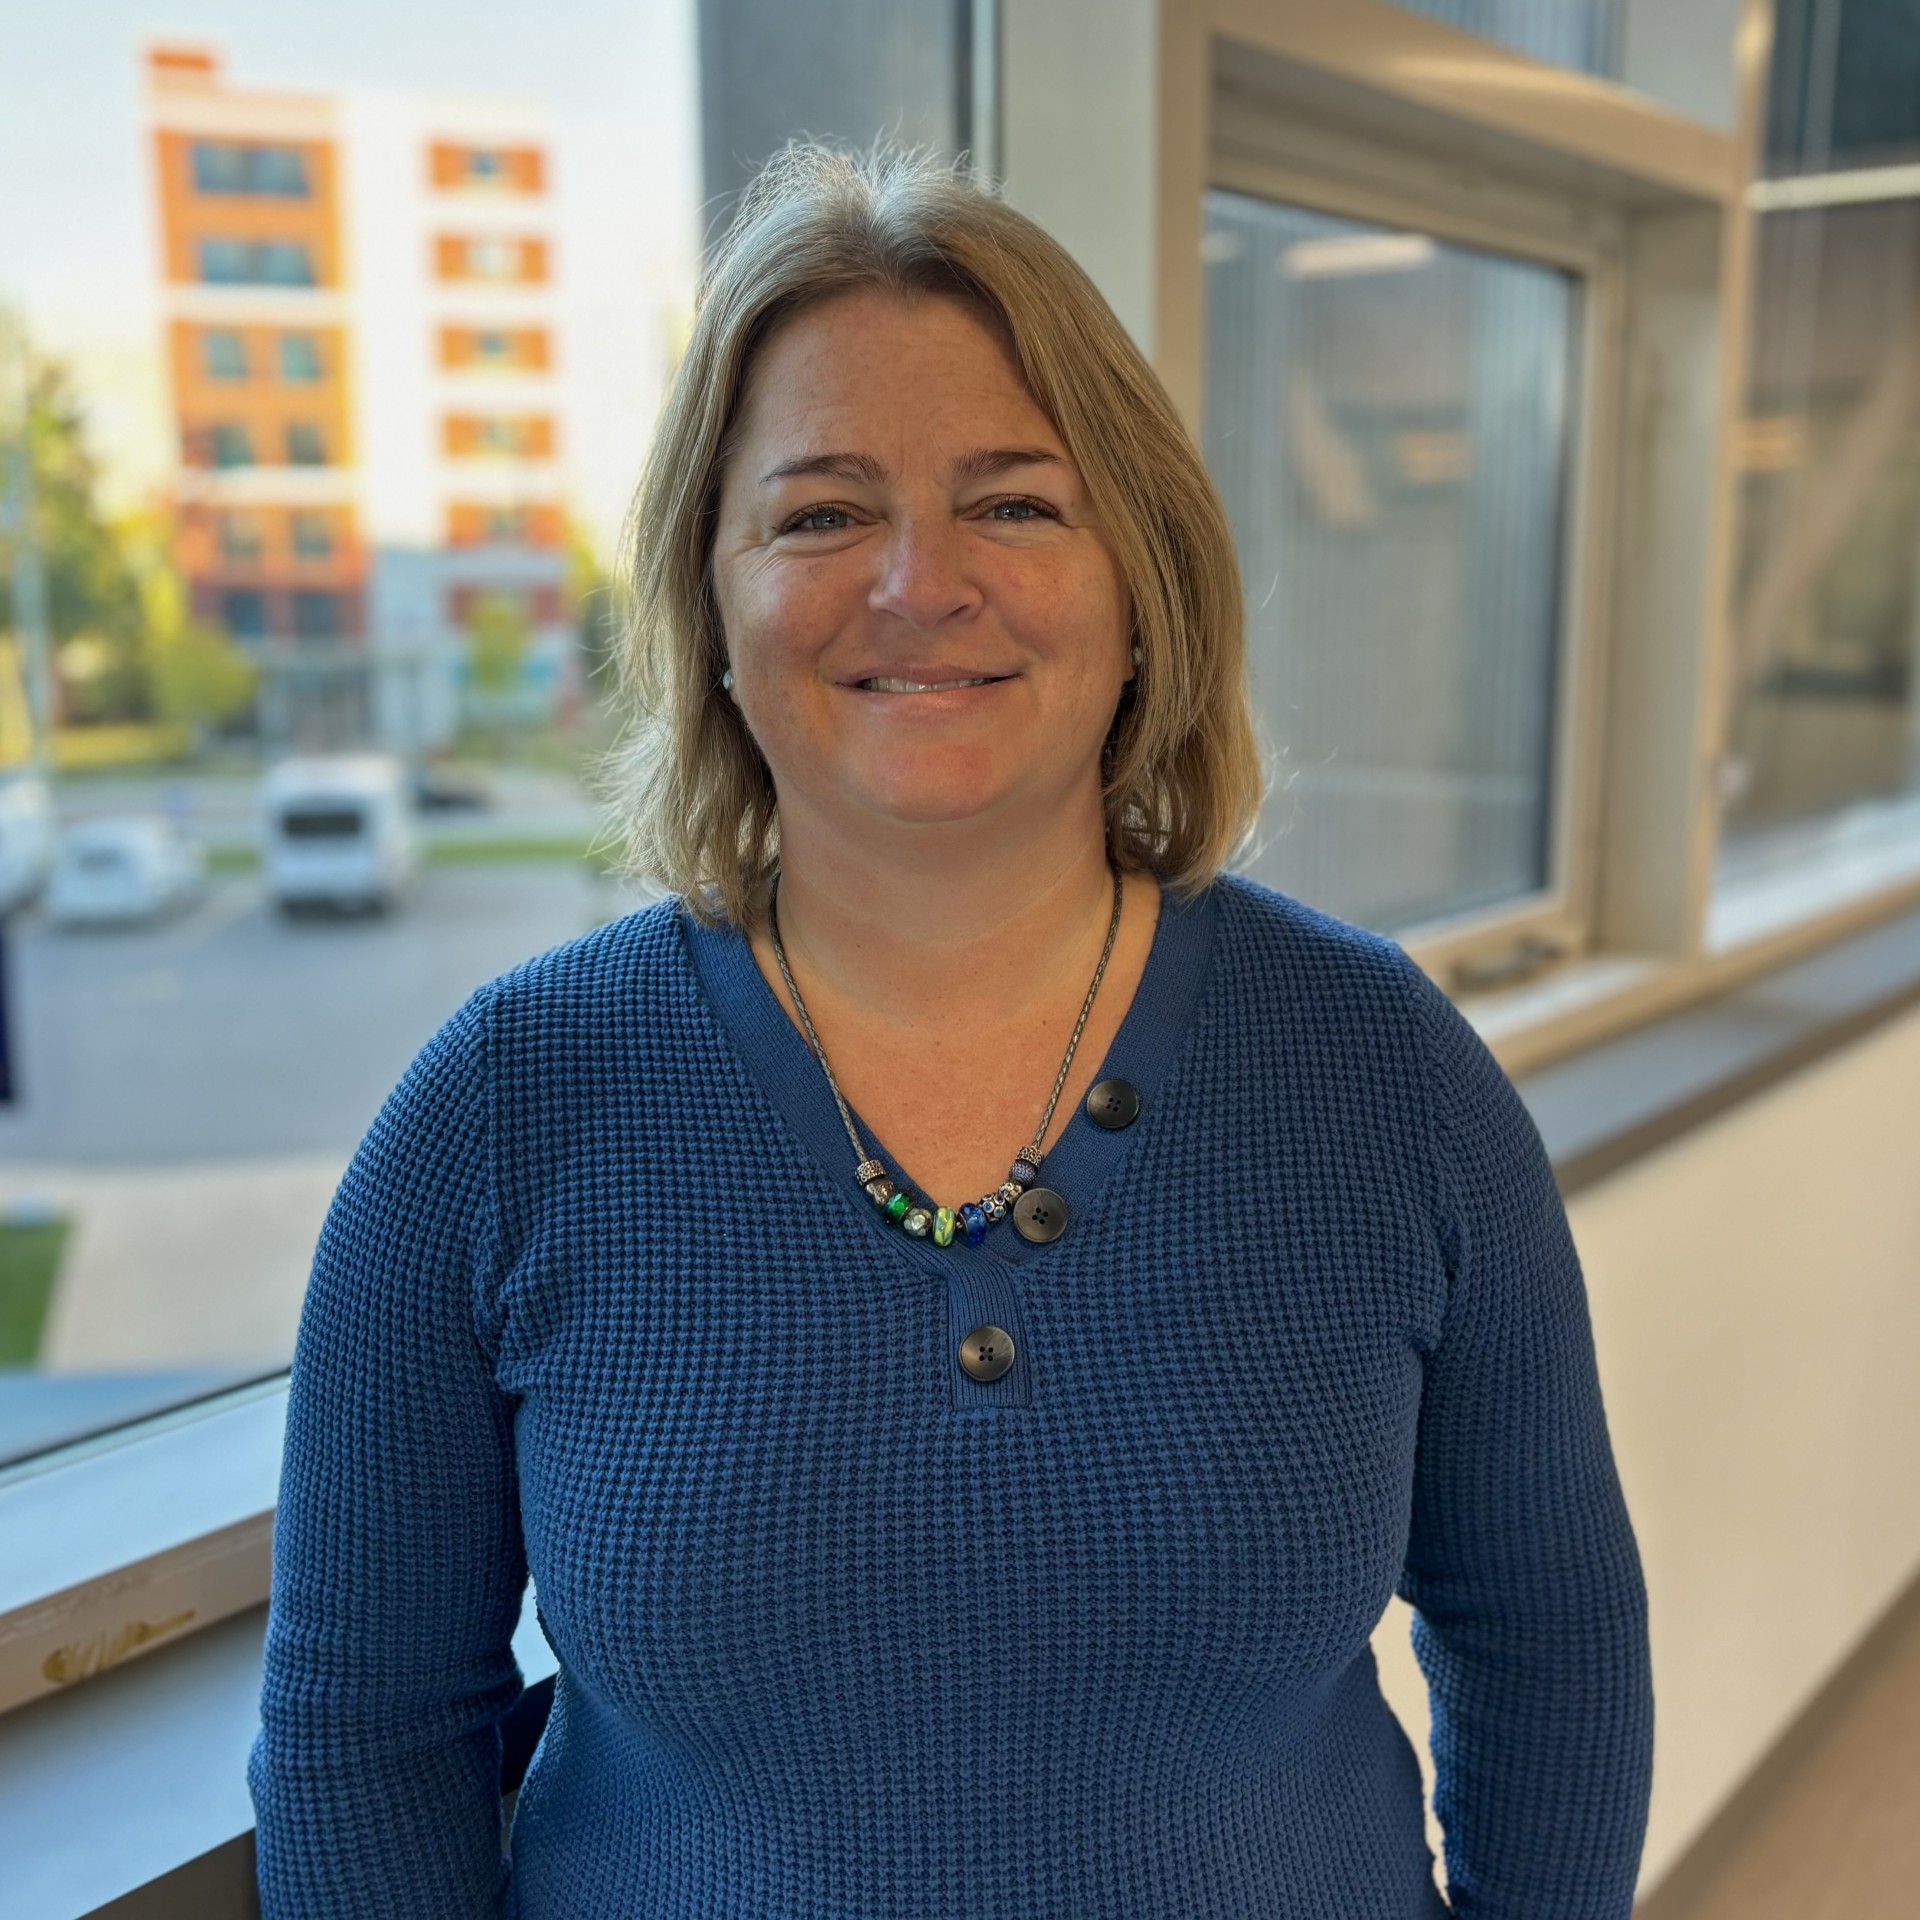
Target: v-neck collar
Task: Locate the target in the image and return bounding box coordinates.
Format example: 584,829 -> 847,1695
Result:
679,876 -> 1218,1273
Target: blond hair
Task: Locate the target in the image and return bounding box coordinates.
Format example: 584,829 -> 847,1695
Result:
611,143 -> 1261,925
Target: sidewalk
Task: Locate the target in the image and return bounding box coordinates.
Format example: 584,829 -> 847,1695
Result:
0,1156 -> 343,1370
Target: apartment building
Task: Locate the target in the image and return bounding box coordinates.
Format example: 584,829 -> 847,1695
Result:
144,46 -> 572,748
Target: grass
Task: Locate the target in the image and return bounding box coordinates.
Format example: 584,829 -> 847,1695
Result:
204,837 -> 611,875
0,1218 -> 70,1366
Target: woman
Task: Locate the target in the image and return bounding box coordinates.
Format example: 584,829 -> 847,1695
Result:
251,146 -> 1652,1918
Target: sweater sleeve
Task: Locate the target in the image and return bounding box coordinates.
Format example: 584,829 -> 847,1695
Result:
1397,964 -> 1654,1919
249,985 -> 527,1918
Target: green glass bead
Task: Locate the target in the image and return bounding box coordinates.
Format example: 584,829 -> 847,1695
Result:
932,1206 -> 956,1248
885,1190 -> 911,1223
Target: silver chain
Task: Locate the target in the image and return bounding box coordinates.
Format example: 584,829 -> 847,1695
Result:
768,865 -> 1126,1191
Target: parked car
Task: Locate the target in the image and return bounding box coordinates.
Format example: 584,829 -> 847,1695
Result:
0,776 -> 56,914
261,755 -> 420,915
46,817 -> 207,928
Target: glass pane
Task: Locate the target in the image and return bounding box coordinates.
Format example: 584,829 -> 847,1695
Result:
1718,200 -> 1920,902
1767,0 -> 1920,177
1203,191 -> 1576,934
1391,0 -> 1624,78
1720,1 -> 1920,894
0,7 -> 986,1468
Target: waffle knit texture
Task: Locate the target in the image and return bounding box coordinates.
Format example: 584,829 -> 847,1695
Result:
250,874 -> 1653,1918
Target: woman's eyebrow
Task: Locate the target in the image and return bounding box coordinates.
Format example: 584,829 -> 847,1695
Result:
951,446 -> 1064,484
759,450 -> 886,486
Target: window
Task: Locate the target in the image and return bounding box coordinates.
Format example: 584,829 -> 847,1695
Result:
1713,0 -> 1920,938
197,237 -> 316,286
447,502 -> 565,548
206,423 -> 253,468
430,140 -> 546,192
279,332 -> 322,381
435,233 -> 547,282
440,325 -> 551,371
444,413 -> 555,459
191,140 -> 311,196
285,423 -> 327,466
1392,0 -> 1624,77
291,510 -> 334,558
202,328 -> 247,379
1203,191 -> 1576,934
292,589 -> 342,638
221,587 -> 268,637
219,510 -> 263,560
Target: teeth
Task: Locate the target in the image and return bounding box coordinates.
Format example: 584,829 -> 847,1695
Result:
860,676 -> 998,693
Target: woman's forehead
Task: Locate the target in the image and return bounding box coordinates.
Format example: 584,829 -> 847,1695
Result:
732,288 -> 1056,454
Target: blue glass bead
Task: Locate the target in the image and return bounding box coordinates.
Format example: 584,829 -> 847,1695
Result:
960,1203 -> 988,1247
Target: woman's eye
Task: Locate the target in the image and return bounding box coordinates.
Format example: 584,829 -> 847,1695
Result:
783,506 -> 852,534
986,496 -> 1052,522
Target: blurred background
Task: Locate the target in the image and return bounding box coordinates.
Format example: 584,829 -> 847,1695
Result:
2,3 -> 1918,1915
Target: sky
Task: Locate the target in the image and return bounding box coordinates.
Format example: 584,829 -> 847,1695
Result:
0,0 -> 702,554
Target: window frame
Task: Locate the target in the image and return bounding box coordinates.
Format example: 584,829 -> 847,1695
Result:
1204,101 -> 1630,982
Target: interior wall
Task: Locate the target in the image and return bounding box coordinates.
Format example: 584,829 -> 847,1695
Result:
1374,1002 -> 1920,1890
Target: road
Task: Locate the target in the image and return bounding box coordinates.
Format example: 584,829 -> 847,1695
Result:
0,861 -> 654,1166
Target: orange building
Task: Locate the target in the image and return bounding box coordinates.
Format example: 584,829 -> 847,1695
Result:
144,47 -> 572,746
147,47 -> 365,647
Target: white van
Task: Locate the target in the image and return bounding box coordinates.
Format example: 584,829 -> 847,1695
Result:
261,756 -> 420,914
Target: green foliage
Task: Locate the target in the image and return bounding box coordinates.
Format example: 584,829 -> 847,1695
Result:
2,332 -> 256,739
0,1218 -> 68,1366
1,355 -> 149,724
467,591 -> 532,699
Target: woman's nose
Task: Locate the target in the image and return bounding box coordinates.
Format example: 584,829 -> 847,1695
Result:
868,515 -> 983,629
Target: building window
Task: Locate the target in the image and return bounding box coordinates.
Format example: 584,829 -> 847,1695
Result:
197,238 -> 316,286
435,234 -> 547,283
444,414 -> 554,459
440,325 -> 550,371
202,329 -> 248,380
447,502 -> 564,548
1203,190 -> 1576,934
285,424 -> 327,467
218,511 -> 263,561
221,588 -> 268,637
430,141 -> 545,192
292,590 -> 342,639
206,423 -> 254,469
291,511 -> 334,558
191,141 -> 311,197
279,333 -> 322,382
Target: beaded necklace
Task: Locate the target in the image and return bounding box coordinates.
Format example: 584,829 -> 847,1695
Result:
768,866 -> 1125,1249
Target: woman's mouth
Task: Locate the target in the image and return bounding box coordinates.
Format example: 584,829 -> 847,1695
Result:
855,675 -> 1012,693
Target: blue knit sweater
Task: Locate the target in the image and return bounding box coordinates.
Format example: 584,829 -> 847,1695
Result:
250,874 -> 1652,1918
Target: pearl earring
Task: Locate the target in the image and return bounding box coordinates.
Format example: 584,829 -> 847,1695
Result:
1131,645 -> 1143,669
720,669 -> 734,692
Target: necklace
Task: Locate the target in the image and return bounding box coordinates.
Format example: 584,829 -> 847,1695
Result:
768,865 -> 1126,1248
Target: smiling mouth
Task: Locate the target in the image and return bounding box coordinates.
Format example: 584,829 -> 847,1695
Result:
855,675 -> 1012,693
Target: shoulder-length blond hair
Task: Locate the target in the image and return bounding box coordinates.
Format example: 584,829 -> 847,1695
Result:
612,142 -> 1261,926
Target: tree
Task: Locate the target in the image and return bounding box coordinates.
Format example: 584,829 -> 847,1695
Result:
0,346 -> 147,725
467,591 -> 532,702
1,330 -> 255,742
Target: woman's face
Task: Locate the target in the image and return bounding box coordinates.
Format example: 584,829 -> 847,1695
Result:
711,288 -> 1130,851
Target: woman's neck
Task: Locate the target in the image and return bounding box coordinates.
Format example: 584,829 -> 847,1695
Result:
763,795 -> 1122,1035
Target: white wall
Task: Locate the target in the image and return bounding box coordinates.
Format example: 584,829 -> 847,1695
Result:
1374,1003 -> 1920,1890
999,0 -> 1161,354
